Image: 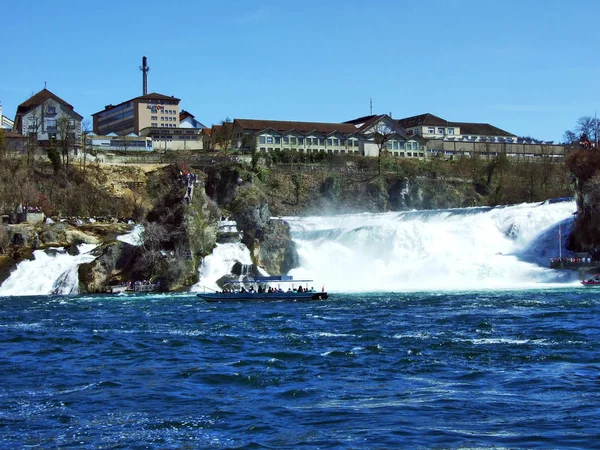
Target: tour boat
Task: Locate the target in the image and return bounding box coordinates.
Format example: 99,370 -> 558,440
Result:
581,278 -> 600,286
196,275 -> 328,302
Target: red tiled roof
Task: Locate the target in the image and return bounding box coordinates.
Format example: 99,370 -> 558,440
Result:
397,113 -> 448,128
235,118 -> 358,135
452,122 -> 515,137
180,110 -> 194,121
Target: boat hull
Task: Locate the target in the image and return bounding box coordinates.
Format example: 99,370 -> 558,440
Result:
581,281 -> 600,286
197,291 -> 328,302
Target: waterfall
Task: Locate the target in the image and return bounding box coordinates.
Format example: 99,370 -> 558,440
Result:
283,200 -> 579,292
0,244 -> 97,296
117,224 -> 143,246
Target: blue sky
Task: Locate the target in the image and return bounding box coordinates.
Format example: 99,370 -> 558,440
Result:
1,0 -> 598,142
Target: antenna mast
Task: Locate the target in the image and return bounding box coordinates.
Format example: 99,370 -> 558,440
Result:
140,56 -> 150,95
370,98 -> 373,115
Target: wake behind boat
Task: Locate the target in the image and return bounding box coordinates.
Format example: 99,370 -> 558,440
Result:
196,275 -> 328,302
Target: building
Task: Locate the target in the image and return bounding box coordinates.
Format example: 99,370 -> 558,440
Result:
179,110 -> 206,129
397,112 -> 565,159
12,88 -> 82,146
92,93 -> 181,136
344,114 -> 427,158
0,104 -> 14,130
398,113 -> 516,142
85,132 -> 153,152
229,115 -> 426,158
139,127 -> 203,151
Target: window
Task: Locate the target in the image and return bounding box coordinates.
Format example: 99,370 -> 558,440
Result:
319,138 -> 325,145
393,141 -> 399,150
447,127 -> 455,135
266,136 -> 273,144
283,136 -> 289,144
354,140 -> 359,147
151,116 -> 157,120
298,137 -> 304,144
333,138 -> 339,146
260,136 -> 266,144
428,127 -> 435,134
327,138 -> 333,146
339,138 -> 345,146
438,127 -> 444,134
291,137 -> 297,144
275,136 -> 281,144
387,141 -> 393,150
47,106 -> 56,114
313,137 -> 319,145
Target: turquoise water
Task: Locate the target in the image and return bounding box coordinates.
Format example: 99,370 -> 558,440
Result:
1,289 -> 599,448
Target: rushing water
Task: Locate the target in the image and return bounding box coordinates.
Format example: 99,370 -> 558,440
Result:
1,290 -> 599,448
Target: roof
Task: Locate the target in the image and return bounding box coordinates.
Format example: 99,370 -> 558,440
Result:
235,118 -> 358,135
398,113 -> 515,137
451,121 -> 515,137
397,113 -> 449,128
180,110 -> 194,121
344,114 -> 392,132
92,92 -> 180,116
14,88 -> 83,132
15,88 -> 82,120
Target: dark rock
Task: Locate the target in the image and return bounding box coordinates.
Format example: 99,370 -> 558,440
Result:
78,241 -> 140,293
252,219 -> 299,275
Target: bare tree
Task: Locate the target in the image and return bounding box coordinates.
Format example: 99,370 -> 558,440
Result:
57,116 -> 77,170
214,118 -> 233,156
81,119 -> 92,173
369,123 -> 395,176
564,116 -> 599,146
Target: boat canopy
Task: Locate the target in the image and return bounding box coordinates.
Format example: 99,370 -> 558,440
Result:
254,275 -> 293,282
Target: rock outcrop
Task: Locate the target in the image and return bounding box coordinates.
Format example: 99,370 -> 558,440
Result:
78,241 -> 140,293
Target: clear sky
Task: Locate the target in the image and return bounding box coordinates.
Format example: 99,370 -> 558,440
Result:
1,0 -> 598,142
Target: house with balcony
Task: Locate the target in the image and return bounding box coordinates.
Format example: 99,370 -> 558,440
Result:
13,88 -> 83,147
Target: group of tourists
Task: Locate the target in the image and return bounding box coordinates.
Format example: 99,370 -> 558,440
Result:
219,285 -> 316,294
550,256 -> 593,264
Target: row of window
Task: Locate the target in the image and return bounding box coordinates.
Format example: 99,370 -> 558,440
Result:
259,135 -> 360,147
386,140 -> 422,151
97,102 -> 131,118
150,123 -> 177,128
258,148 -> 362,155
427,127 -> 455,135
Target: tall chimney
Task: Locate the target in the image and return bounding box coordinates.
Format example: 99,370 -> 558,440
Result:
140,56 -> 150,96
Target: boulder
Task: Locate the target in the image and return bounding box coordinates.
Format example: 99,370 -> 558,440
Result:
78,241 -> 139,293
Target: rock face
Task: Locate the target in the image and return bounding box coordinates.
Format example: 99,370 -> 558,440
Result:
228,182 -> 299,275
78,241 -> 140,293
252,219 -> 299,275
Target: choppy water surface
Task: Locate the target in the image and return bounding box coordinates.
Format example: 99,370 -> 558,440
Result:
1,290 -> 599,448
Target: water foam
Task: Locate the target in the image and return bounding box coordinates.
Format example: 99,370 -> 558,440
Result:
284,200 -> 579,292
0,244 -> 98,296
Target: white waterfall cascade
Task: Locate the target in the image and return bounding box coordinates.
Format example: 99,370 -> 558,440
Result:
280,199 -> 580,292
117,224 -> 144,246
192,242 -> 256,292
0,244 -> 98,296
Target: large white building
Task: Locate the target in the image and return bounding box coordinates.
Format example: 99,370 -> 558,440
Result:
13,89 -> 82,146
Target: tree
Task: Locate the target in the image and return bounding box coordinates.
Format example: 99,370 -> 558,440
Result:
81,119 -> 92,173
369,122 -> 395,176
214,118 -> 233,156
564,116 -> 599,146
57,116 -> 77,170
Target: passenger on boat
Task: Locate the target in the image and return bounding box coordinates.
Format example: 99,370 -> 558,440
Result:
297,286 -> 303,292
